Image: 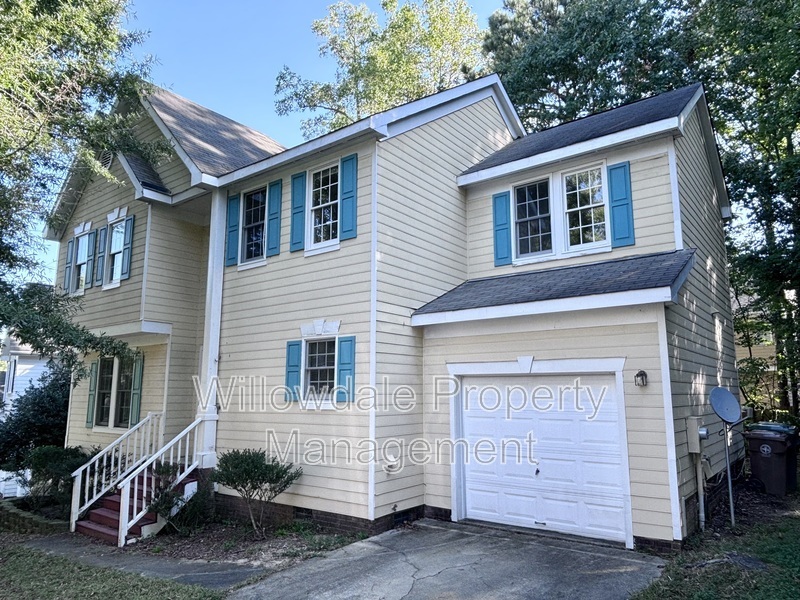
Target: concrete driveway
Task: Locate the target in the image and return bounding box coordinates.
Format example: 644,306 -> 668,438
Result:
230,519 -> 665,600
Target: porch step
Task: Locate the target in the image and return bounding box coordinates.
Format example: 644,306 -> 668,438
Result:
86,506 -> 156,536
75,520 -> 125,545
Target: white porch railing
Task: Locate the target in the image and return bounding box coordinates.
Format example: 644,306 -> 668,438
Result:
70,412 -> 164,530
116,417 -> 202,546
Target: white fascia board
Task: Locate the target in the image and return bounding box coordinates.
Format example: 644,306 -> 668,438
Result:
456,117 -> 681,187
171,186 -> 210,206
216,121 -> 382,187
43,159 -> 85,241
379,74 -> 525,140
140,96 -> 205,185
696,101 -> 731,215
140,188 -> 173,204
89,320 -> 172,338
410,287 -> 675,327
676,86 -> 705,134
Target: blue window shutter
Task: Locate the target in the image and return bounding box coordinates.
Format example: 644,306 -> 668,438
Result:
120,215 -> 135,280
86,360 -> 99,427
339,154 -> 358,240
94,226 -> 107,287
492,192 -> 512,266
290,172 -> 306,252
608,161 -> 635,248
336,336 -> 356,402
225,194 -> 240,266
266,180 -> 282,257
285,340 -> 302,400
64,238 -> 75,292
85,230 -> 97,289
129,353 -> 144,426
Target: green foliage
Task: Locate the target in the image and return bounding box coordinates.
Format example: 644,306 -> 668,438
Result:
0,363 -> 71,471
23,445 -> 94,516
485,0 -> 698,130
275,0 -> 483,138
0,0 -> 167,374
213,449 -> 302,537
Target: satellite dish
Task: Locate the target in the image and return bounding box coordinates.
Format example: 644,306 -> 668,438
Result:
710,387 -> 742,424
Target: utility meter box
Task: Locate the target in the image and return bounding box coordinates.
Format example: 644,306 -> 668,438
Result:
687,417 -> 708,454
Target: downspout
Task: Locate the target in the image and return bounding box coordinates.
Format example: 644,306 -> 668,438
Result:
196,187 -> 226,468
696,454 -> 706,531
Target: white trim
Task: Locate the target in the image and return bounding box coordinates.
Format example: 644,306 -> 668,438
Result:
657,306 -> 684,540
74,221 -> 92,236
446,356 -> 633,549
561,162 -> 611,253
411,287 -> 677,327
196,188 -> 226,468
303,243 -> 340,257
217,75 -> 523,187
106,206 -> 128,223
89,320 -> 172,338
236,258 -> 266,272
457,117 -> 680,187
140,188 -> 172,204
300,319 -> 341,337
140,205 -> 151,319
161,336 -> 173,448
368,147 -> 379,521
676,86 -> 704,134
170,186 -> 208,206
667,141 -> 684,250
116,153 -> 145,198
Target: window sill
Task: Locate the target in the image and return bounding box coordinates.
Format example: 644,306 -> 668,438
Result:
304,242 -> 340,258
237,259 -> 267,272
296,398 -> 339,410
512,244 -> 612,267
69,290 -> 85,298
91,425 -> 129,434
102,281 -> 120,291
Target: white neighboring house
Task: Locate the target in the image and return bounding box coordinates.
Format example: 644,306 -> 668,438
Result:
0,335 -> 47,498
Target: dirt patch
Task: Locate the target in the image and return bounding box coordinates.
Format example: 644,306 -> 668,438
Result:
121,521 -> 366,572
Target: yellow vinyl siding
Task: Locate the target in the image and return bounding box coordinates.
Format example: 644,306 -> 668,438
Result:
668,110 -> 739,537
214,140 -> 374,519
142,201 -> 209,439
467,146 -> 676,279
55,159 -> 146,330
65,345 -> 167,449
374,98 -> 515,518
421,307 -> 675,541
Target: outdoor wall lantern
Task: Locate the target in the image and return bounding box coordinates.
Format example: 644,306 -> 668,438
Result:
634,370 -> 648,387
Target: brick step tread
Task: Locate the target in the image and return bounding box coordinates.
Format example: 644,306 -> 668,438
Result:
76,520 -> 126,545
87,507 -> 156,533
101,496 -> 158,521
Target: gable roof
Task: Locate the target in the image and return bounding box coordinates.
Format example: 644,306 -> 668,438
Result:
461,84 -> 702,177
411,249 -> 695,325
121,152 -> 169,194
145,87 -> 286,177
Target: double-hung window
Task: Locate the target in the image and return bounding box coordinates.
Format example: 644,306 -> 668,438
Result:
107,220 -> 126,283
241,188 -> 267,262
73,234 -> 90,293
309,165 -> 339,247
305,339 -> 337,399
94,356 -> 135,428
564,166 -> 606,248
515,179 -> 552,257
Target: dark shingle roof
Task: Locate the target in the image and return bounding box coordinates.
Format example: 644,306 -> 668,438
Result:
414,249 -> 695,316
147,88 -> 286,177
461,84 -> 702,176
122,153 -> 170,194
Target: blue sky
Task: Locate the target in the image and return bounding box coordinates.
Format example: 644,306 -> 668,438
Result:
39,0 -> 505,281
128,0 -> 505,148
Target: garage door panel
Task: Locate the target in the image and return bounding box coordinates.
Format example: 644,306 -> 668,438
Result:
462,374 -> 627,544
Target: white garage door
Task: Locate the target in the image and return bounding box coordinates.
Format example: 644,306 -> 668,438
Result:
461,375 -> 628,543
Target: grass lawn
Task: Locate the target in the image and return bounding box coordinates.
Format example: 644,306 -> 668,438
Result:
0,536 -> 223,600
634,513 -> 800,600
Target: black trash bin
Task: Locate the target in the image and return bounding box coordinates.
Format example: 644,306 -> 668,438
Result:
744,422 -> 798,497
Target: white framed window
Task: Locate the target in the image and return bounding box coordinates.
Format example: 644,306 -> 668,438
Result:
73,233 -> 90,293
307,164 -> 339,250
94,356 -> 134,429
564,166 -> 608,250
304,338 -> 337,399
514,178 -> 553,257
240,187 -> 267,263
106,219 -> 126,284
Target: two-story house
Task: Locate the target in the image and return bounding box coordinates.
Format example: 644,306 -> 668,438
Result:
48,75 -> 737,550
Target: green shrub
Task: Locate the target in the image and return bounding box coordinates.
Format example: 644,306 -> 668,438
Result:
0,365 -> 71,472
212,449 -> 302,537
24,445 -> 93,517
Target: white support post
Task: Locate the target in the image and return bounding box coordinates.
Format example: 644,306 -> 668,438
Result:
196,187 -> 225,469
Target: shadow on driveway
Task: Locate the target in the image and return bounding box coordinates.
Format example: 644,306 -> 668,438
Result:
230,519 -> 664,600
